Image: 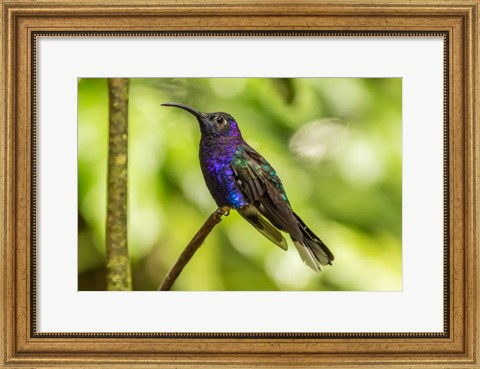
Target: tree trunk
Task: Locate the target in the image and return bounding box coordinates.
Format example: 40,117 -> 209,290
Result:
105,78 -> 131,291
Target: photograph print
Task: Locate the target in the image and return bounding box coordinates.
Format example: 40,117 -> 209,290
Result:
78,77 -> 402,291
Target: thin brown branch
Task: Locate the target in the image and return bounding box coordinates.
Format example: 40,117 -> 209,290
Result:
105,78 -> 131,291
158,208 -> 228,291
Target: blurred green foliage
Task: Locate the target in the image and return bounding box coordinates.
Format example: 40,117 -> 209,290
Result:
78,77 -> 402,291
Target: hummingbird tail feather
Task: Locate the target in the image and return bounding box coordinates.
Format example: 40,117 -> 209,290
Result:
291,239 -> 321,272
238,205 -> 288,251
291,212 -> 334,272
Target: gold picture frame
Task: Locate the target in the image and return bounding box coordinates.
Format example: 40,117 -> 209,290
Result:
1,0 -> 478,367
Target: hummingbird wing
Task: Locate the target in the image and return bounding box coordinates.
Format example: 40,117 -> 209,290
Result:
230,144 -> 303,241
231,143 -> 334,271
237,205 -> 288,250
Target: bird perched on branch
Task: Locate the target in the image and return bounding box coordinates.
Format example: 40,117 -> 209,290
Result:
162,103 -> 334,272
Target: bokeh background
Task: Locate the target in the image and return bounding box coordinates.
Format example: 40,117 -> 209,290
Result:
78,78 -> 402,291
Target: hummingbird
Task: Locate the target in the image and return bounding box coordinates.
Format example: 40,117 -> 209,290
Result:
161,103 -> 334,272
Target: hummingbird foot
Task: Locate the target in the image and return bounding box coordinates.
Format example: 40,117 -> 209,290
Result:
220,206 -> 231,216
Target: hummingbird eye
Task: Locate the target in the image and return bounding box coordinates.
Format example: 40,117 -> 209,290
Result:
216,116 -> 225,124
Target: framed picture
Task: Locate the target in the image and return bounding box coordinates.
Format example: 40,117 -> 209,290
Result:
1,1 -> 478,368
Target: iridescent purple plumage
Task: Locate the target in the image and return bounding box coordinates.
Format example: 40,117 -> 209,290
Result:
200,133 -> 247,209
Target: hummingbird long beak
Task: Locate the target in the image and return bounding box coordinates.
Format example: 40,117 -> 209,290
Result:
161,103 -> 207,120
